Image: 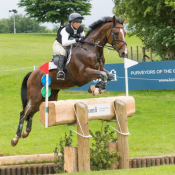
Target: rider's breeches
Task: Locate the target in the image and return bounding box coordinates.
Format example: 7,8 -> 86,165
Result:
53,40 -> 66,56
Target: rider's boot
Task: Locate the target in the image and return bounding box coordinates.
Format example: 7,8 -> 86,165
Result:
56,55 -> 66,80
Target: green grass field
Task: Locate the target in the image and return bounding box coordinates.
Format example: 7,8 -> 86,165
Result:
62,165 -> 175,175
0,33 -> 175,174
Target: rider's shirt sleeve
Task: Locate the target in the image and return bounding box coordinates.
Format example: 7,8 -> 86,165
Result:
61,28 -> 76,46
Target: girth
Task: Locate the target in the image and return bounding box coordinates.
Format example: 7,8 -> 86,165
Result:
64,67 -> 84,87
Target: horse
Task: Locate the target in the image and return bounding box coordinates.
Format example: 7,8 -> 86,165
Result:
11,16 -> 128,146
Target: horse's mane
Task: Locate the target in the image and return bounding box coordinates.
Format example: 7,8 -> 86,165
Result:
86,16 -> 122,37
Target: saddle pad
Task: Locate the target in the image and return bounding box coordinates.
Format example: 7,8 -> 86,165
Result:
49,62 -> 57,70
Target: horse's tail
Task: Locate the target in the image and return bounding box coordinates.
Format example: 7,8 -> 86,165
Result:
21,72 -> 32,110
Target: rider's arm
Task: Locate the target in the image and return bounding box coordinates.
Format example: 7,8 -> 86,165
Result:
61,28 -> 76,47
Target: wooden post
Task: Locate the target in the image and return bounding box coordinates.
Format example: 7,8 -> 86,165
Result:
107,142 -> 118,169
160,158 -> 165,165
152,159 -> 155,166
141,159 -> 146,167
142,47 -> 145,62
170,157 -> 174,164
136,46 -> 139,62
132,159 -> 137,168
149,48 -> 152,61
130,47 -> 133,60
146,158 -> 151,167
115,99 -> 129,169
64,147 -> 78,173
137,159 -> 141,168
76,102 -> 90,172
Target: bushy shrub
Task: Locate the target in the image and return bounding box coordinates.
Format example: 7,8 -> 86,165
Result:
90,121 -> 120,171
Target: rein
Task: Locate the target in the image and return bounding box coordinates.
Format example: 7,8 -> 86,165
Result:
82,41 -> 115,50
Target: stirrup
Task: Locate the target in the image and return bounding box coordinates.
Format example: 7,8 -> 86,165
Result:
57,71 -> 65,80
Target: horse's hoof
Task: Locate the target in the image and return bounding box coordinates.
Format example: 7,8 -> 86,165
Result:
88,85 -> 95,93
93,88 -> 101,96
11,138 -> 18,147
22,131 -> 29,138
100,89 -> 106,93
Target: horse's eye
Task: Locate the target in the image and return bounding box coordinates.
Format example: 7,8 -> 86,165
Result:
114,32 -> 118,36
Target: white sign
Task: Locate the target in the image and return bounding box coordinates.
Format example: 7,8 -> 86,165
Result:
88,103 -> 111,117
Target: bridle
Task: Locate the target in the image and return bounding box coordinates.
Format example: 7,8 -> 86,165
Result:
79,22 -> 127,52
107,23 -> 127,51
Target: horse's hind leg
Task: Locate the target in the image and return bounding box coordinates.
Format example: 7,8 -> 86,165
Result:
21,113 -> 34,138
11,99 -> 34,146
11,113 -> 24,146
22,89 -> 59,139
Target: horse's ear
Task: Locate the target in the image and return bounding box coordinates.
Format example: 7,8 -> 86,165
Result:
121,18 -> 126,24
113,16 -> 116,25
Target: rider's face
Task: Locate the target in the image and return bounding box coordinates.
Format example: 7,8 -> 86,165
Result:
71,22 -> 81,29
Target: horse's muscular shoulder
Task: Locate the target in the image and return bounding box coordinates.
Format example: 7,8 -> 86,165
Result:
85,54 -> 97,64
85,54 -> 103,70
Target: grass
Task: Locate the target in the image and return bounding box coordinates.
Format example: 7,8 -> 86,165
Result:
0,34 -> 175,174
0,33 -> 54,69
59,165 -> 175,175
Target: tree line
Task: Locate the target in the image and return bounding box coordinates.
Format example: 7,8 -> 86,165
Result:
0,14 -> 54,33
1,0 -> 175,60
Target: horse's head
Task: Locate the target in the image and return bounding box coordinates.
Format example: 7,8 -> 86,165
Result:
106,16 -> 128,58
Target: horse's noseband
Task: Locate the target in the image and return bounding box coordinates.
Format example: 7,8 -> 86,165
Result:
109,23 -> 127,51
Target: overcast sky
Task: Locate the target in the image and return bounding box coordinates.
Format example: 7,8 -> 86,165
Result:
0,0 -> 114,29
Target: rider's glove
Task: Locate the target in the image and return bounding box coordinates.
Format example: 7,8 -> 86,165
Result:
75,37 -> 84,43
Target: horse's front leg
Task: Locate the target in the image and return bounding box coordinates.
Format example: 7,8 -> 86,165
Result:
85,67 -> 108,96
102,68 -> 114,83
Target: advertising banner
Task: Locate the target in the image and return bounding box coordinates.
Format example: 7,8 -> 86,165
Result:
69,60 -> 175,91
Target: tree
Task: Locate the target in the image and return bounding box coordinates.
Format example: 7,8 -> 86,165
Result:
0,14 -> 49,33
18,0 -> 92,25
0,19 -> 10,33
165,0 -> 175,7
113,0 -> 175,60
52,23 -> 88,33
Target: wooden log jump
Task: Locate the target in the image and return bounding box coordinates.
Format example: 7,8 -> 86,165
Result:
39,96 -> 135,173
40,96 -> 135,127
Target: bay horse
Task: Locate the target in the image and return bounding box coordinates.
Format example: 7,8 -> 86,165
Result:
11,16 -> 128,146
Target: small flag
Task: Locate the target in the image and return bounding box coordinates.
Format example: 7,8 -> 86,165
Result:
124,58 -> 138,69
39,62 -> 49,74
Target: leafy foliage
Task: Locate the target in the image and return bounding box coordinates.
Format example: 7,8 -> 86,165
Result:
90,121 -> 120,171
113,0 -> 175,60
18,0 -> 92,25
53,130 -> 73,173
165,0 -> 175,7
0,14 -> 50,33
53,122 -> 120,173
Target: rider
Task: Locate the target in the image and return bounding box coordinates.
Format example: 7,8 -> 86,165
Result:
53,12 -> 85,80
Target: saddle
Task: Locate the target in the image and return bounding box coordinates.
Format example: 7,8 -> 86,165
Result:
49,47 -> 83,87
50,47 -> 71,70
52,47 -> 70,63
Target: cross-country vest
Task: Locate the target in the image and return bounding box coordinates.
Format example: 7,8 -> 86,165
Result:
56,24 -> 84,44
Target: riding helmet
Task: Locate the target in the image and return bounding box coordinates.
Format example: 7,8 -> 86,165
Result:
68,13 -> 84,23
